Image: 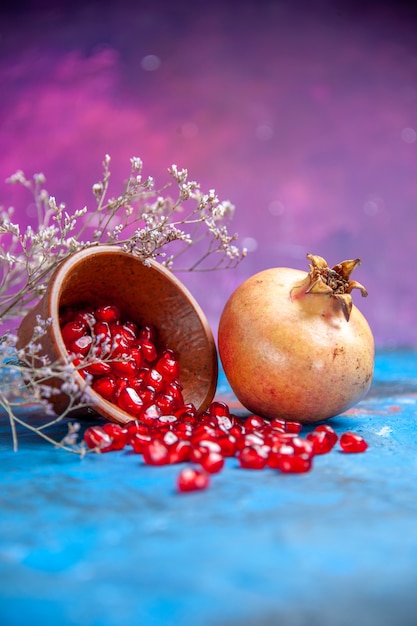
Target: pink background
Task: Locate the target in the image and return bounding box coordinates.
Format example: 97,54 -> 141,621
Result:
1,0 -> 417,347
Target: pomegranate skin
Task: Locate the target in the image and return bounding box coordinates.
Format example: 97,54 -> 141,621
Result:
218,266 -> 375,423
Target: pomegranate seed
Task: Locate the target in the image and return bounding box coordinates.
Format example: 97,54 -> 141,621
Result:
190,445 -> 209,464
200,451 -> 225,474
210,414 -> 234,431
229,423 -> 244,438
169,440 -> 192,463
244,415 -> 268,432
144,368 -> 164,393
314,424 -> 338,446
95,304 -> 121,323
173,422 -> 193,438
217,435 -> 236,457
209,401 -> 230,418
237,445 -> 268,470
102,423 -> 128,450
164,381 -> 184,407
140,403 -> 162,424
174,406 -> 197,424
270,418 -> 287,432
340,432 -> 368,453
267,444 -> 295,468
155,394 -> 176,413
137,385 -> 156,405
140,339 -> 158,363
162,430 -> 178,446
235,432 -> 265,451
113,377 -> 129,400
275,453 -> 313,474
83,425 -> 113,451
92,376 -> 117,401
284,420 -> 303,434
177,467 -> 210,492
111,326 -> 136,348
129,347 -> 142,368
126,420 -> 149,437
191,425 -> 218,444
266,431 -> 296,447
70,334 -> 93,356
156,349 -> 180,382
138,324 -> 157,342
291,437 -> 314,457
117,387 -> 144,416
83,361 -> 113,376
129,431 -> 152,453
197,439 -> 222,454
61,320 -> 87,345
123,320 -> 138,336
73,310 -> 96,328
110,334 -> 131,358
111,357 -> 138,379
306,430 -> 335,455
93,321 -> 111,343
142,439 -> 170,465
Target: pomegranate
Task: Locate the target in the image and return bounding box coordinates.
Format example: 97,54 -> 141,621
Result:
218,254 -> 374,423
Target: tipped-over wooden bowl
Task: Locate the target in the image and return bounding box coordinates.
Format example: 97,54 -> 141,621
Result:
16,246 -> 218,425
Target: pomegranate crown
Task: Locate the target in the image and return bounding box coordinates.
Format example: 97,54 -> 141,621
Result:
305,254 -> 368,321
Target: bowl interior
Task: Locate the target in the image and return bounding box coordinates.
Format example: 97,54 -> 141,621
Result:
50,247 -> 218,420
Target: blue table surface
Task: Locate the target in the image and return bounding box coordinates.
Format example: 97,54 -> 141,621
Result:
1,349 -> 417,626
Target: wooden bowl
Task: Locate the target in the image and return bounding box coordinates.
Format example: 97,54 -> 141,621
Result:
16,246 -> 218,424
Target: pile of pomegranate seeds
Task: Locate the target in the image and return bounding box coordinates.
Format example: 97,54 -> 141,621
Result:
60,304 -> 185,422
61,303 -> 369,493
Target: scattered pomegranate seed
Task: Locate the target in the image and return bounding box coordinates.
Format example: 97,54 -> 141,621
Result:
244,415 -> 268,432
200,451 -> 225,474
83,425 -> 113,452
129,431 -> 152,453
339,432 -> 368,453
142,439 -> 170,465
314,424 -> 338,446
169,440 -> 192,463
270,418 -> 287,431
217,435 -> 236,457
237,445 -> 268,470
177,467 -> 210,492
284,421 -> 303,434
101,423 -> 128,450
274,453 -> 313,474
306,430 -> 335,455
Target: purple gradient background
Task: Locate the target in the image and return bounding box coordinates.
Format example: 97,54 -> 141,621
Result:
1,0 -> 417,347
